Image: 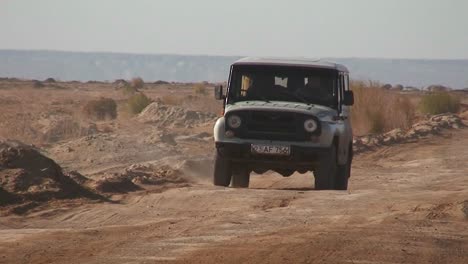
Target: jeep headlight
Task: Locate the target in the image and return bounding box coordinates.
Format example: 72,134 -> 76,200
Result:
227,115 -> 242,129
304,119 -> 318,132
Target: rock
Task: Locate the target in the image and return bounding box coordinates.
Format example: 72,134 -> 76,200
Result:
460,111 -> 468,120
99,164 -> 187,187
93,174 -> 141,193
353,113 -> 464,154
160,133 -> 177,146
65,171 -> 90,185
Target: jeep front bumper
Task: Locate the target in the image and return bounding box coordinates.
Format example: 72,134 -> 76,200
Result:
215,142 -> 328,171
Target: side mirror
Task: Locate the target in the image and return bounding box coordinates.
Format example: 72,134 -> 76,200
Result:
214,85 -> 225,100
343,90 -> 354,106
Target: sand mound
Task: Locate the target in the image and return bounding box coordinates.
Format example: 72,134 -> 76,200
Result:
91,164 -> 188,193
0,140 -> 100,212
137,102 -> 217,128
92,174 -> 141,194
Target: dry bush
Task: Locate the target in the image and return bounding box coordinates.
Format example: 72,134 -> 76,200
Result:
32,80 -> 44,88
114,79 -> 128,90
419,92 -> 460,115
122,85 -> 139,96
351,80 -> 415,135
42,118 -> 87,143
181,95 -> 222,115
127,92 -> 152,114
193,84 -> 207,95
83,97 -> 117,120
131,77 -> 144,90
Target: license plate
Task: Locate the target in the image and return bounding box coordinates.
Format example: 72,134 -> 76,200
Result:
251,144 -> 290,156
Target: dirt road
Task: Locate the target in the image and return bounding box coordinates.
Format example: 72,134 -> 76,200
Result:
1,129 -> 467,264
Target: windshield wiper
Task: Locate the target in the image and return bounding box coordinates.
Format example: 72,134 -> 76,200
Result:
291,93 -> 311,105
256,96 -> 270,103
276,89 -> 310,105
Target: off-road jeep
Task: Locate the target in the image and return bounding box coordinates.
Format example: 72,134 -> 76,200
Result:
213,57 -> 354,190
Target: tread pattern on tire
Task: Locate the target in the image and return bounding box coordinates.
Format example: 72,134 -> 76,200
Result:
314,145 -> 338,190
231,170 -> 250,188
213,152 -> 231,187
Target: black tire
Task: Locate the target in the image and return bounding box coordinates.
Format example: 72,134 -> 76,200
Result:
335,162 -> 350,190
314,145 -> 338,190
231,169 -> 250,188
213,151 -> 232,187
335,147 -> 352,190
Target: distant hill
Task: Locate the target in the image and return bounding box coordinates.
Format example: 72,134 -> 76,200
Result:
1,50 -> 467,89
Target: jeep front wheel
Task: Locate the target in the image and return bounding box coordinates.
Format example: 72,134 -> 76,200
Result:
231,169 -> 250,188
213,151 -> 232,187
335,146 -> 352,190
314,145 -> 338,190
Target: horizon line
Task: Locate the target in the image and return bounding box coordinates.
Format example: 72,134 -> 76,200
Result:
1,48 -> 468,61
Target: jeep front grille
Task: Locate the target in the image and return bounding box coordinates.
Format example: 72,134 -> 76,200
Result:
229,110 -> 312,141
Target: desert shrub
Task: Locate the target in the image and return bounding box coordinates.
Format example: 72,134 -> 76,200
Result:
419,92 -> 460,115
42,118 -> 85,142
351,80 -> 416,135
130,77 -> 144,90
32,80 -> 44,88
122,85 -> 139,96
391,84 -> 404,91
154,80 -> 169,85
193,84 -> 207,95
427,85 -> 449,92
127,93 -> 152,114
381,84 -> 392,90
44,78 -> 56,83
114,79 -> 128,89
83,97 -> 117,120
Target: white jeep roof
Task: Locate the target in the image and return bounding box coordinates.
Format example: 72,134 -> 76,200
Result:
232,57 -> 349,73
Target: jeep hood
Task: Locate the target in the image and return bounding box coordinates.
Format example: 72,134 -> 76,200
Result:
224,101 -> 337,119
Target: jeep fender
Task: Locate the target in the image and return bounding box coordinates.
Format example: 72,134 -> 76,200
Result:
322,121 -> 350,166
214,117 -> 226,142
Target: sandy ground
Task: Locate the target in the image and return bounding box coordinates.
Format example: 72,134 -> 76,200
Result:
0,127 -> 467,264
1,80 -> 467,263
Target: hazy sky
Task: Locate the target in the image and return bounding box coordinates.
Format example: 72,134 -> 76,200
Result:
1,0 -> 467,59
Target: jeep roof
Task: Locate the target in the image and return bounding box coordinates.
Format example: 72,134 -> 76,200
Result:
232,57 -> 349,73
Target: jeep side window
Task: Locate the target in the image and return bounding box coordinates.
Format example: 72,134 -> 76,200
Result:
241,75 -> 252,97
345,74 -> 349,91
340,73 -> 345,103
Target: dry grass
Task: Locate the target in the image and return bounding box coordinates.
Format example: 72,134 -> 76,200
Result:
0,81 -> 125,145
83,97 -> 117,120
0,80 -> 221,145
419,92 -> 460,115
122,85 -> 139,96
193,83 -> 207,95
351,80 -> 416,135
161,94 -> 183,105
127,93 -> 152,114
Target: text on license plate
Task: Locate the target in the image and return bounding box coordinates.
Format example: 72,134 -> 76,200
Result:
251,144 -> 291,156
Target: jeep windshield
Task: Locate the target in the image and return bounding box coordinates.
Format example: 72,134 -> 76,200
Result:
228,65 -> 338,108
